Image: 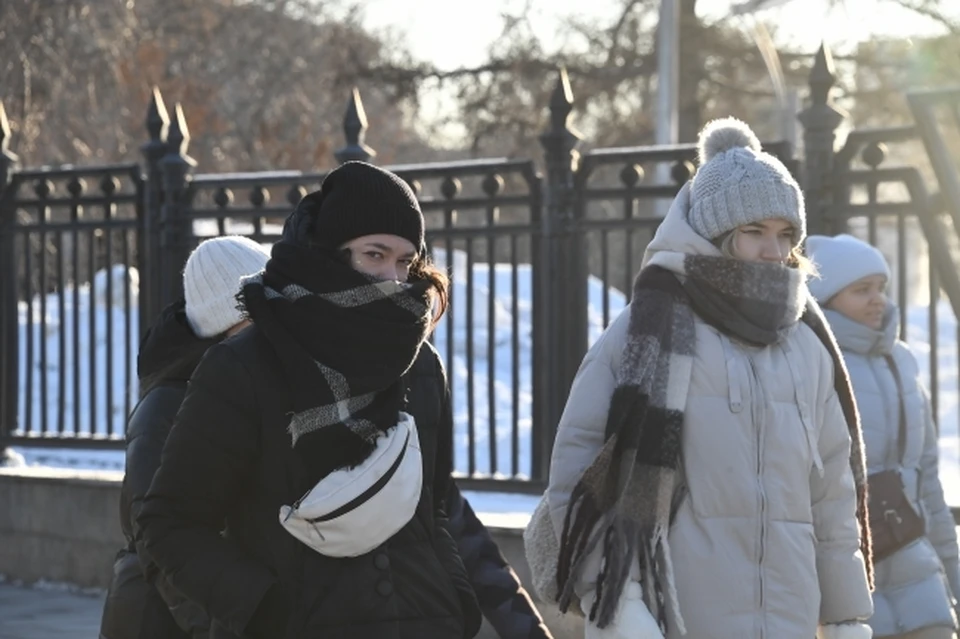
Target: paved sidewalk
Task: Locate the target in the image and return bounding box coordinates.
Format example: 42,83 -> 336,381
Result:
0,581 -> 104,639
0,582 -> 508,638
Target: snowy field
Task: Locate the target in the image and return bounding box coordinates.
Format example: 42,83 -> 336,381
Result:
8,247 -> 625,484
9,247 -> 960,519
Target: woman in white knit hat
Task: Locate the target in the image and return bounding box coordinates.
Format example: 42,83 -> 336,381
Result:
538,118 -> 874,639
100,235 -> 270,639
808,233 -> 960,639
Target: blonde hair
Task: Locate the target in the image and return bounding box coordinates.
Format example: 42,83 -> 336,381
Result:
716,230 -> 817,275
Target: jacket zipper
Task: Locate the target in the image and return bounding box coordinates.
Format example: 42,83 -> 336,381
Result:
747,353 -> 767,638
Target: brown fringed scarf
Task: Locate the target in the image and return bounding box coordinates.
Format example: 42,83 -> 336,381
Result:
555,252 -> 873,634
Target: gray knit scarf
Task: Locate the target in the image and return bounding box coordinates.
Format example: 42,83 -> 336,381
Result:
555,253 -> 872,633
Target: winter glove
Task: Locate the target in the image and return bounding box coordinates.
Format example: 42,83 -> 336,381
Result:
580,581 -> 664,639
816,622 -> 872,639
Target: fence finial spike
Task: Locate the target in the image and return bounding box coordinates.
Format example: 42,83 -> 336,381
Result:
539,66 -> 582,176
811,41 -> 836,89
166,102 -> 190,156
146,87 -> 170,143
345,87 -> 369,144
334,86 -> 376,165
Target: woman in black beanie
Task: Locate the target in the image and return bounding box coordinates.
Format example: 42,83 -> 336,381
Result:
138,161 -> 481,639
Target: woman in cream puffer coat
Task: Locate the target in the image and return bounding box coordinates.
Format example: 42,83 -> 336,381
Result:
544,119 -> 874,639
808,234 -> 960,639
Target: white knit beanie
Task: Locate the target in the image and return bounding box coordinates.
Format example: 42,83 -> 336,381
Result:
688,117 -> 805,242
183,236 -> 270,338
806,234 -> 890,303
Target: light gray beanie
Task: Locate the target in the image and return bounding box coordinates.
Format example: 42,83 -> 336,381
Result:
183,236 -> 270,337
688,117 -> 805,242
805,234 -> 890,303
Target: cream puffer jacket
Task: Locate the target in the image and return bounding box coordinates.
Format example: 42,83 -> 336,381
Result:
546,184 -> 874,639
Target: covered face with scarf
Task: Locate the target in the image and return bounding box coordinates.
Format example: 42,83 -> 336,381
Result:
238,161 -> 439,485
137,161 -> 482,639
544,118 -> 875,639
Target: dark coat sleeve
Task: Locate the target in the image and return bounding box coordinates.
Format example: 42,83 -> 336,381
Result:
446,482 -> 554,639
425,351 -> 483,639
123,385 -> 211,638
125,385 -> 184,559
137,343 -> 277,638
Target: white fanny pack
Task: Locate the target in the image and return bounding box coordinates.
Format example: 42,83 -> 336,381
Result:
279,412 -> 422,558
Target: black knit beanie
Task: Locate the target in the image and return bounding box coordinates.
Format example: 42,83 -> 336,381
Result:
302,161 -> 424,253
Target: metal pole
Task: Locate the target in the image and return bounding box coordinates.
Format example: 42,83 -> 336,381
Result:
783,88 -> 800,149
655,0 -> 679,216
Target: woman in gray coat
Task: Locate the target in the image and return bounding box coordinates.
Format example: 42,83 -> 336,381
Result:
808,234 -> 960,639
543,119 -> 873,639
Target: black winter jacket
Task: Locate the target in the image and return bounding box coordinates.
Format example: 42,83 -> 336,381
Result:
446,483 -> 553,639
138,326 -> 482,639
100,302 -> 212,639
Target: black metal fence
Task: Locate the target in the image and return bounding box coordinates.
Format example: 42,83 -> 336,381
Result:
0,161 -> 144,448
2,45 -> 959,494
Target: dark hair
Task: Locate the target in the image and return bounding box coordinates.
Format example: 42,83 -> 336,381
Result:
410,255 -> 449,329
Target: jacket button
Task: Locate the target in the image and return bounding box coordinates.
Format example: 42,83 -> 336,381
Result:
377,580 -> 393,597
374,553 -> 390,570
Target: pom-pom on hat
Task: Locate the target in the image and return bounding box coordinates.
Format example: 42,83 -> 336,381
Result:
688,117 -> 805,243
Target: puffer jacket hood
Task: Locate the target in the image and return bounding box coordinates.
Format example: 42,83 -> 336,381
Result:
825,303 -> 898,357
642,182 -> 723,265
137,300 -> 218,387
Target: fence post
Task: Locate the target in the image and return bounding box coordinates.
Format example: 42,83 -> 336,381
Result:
797,43 -> 847,236
140,87 -> 169,333
334,87 -> 376,165
0,101 -> 21,451
158,103 -> 196,309
535,67 -> 582,483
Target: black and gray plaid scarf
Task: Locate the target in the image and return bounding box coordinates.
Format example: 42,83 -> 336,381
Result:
556,252 -> 872,633
238,240 -> 432,487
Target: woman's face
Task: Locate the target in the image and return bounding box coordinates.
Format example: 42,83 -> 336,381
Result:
340,234 -> 417,282
827,275 -> 888,330
729,218 -> 795,264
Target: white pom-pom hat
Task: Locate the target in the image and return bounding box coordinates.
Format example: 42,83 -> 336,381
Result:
688,116 -> 805,243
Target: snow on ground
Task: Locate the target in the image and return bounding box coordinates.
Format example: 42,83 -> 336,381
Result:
430,248 -> 626,480
14,265 -> 139,443
459,490 -> 543,529
9,248 -> 960,515
906,302 -> 960,504
11,248 -> 624,486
